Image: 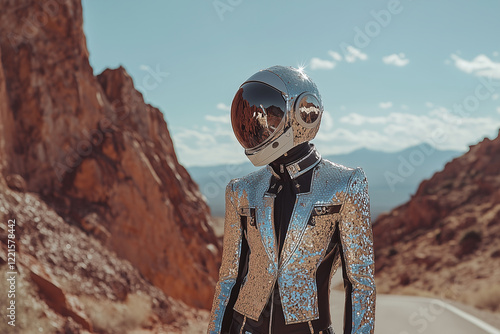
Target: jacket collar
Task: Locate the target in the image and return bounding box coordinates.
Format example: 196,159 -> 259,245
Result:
268,143 -> 322,180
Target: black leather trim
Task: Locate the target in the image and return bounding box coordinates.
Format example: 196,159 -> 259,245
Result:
223,227 -> 250,333
312,204 -> 342,216
307,204 -> 341,227
239,207 -> 256,226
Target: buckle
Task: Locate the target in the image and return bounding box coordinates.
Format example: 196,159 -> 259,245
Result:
312,204 -> 342,216
308,204 -> 342,226
239,207 -> 256,226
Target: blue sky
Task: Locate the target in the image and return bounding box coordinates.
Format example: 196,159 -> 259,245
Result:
82,0 -> 500,167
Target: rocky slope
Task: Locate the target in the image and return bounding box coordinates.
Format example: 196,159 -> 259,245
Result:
0,0 -> 221,331
0,185 -> 209,333
374,130 -> 500,313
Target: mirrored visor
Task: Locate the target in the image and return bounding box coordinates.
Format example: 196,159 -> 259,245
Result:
231,82 -> 286,149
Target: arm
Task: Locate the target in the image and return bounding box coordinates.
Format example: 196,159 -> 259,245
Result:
339,167 -> 376,334
207,180 -> 245,334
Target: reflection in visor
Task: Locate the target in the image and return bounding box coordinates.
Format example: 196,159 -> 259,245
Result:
231,82 -> 286,149
297,94 -> 320,125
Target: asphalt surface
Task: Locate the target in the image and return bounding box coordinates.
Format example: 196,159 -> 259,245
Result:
329,271 -> 500,334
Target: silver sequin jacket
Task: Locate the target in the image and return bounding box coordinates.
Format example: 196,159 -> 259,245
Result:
207,158 -> 376,333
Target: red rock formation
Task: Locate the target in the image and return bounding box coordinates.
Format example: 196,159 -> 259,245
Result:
0,0 -> 220,317
374,131 -> 500,311
0,185 -> 209,333
0,41 -> 14,180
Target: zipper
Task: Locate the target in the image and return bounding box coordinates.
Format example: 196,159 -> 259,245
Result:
308,320 -> 314,334
252,275 -> 277,333
239,316 -> 247,334
269,284 -> 275,334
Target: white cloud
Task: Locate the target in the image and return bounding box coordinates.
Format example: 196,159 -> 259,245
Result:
311,46 -> 366,69
425,102 -> 434,108
205,114 -> 230,124
382,53 -> 410,67
315,110 -> 500,155
310,57 -> 336,70
339,113 -> 389,126
172,122 -> 245,166
450,54 -> 500,79
174,127 -> 217,146
216,102 -> 231,111
344,46 -> 368,63
492,93 -> 499,100
328,51 -> 343,61
494,51 -> 499,57
174,105 -> 500,166
379,102 -> 393,109
321,110 -> 334,131
401,105 -> 409,110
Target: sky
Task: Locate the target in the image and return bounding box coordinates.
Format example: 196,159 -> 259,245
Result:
82,0 -> 500,167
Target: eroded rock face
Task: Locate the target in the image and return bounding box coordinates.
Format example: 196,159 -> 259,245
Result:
0,186 -> 209,333
0,0 -> 220,313
0,42 -> 14,180
374,131 -> 500,309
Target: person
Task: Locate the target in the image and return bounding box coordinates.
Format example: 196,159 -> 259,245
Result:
207,65 -> 376,334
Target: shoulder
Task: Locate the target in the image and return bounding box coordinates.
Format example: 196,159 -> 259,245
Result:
318,158 -> 368,190
226,165 -> 271,192
319,158 -> 366,179
320,157 -> 354,173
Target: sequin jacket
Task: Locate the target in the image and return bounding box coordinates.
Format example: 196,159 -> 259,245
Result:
207,158 -> 376,333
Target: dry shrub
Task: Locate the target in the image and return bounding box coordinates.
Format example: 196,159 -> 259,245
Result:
80,292 -> 152,333
456,229 -> 482,257
474,284 -> 500,312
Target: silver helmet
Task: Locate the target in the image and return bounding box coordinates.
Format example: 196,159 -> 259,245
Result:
230,65 -> 323,166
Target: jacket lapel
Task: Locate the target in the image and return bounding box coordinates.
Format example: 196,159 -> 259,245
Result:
255,163 -> 321,270
278,190 -> 315,270
256,191 -> 279,269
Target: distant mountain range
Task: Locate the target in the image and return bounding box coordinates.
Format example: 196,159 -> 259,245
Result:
187,145 -> 462,219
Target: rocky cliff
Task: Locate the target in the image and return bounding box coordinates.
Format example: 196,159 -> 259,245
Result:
0,185 -> 210,333
374,130 -> 500,312
0,0 -> 221,331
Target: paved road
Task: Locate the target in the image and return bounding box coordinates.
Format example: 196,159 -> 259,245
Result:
329,271 -> 500,334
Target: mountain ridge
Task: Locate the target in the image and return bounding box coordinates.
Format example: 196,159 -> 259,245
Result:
188,145 -> 462,218
373,130 -> 500,313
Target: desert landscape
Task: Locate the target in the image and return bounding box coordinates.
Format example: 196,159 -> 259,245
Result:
0,0 -> 499,333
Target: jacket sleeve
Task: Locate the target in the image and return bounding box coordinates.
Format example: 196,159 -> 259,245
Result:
339,167 -> 376,334
207,179 -> 244,334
